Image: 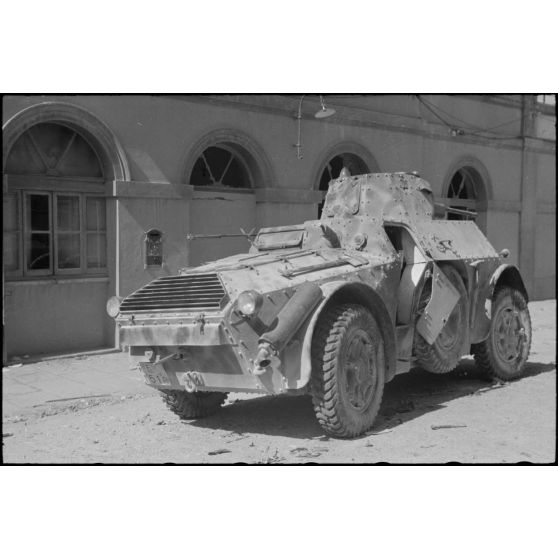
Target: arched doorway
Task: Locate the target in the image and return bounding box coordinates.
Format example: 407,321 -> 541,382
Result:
3,105 -> 127,359
5,123 -> 107,277
183,130 -> 270,265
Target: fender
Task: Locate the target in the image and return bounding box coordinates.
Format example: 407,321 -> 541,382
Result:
469,263 -> 528,344
489,264 -> 528,303
294,280 -> 397,390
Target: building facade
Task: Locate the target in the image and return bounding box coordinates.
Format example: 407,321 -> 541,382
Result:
2,94 -> 556,359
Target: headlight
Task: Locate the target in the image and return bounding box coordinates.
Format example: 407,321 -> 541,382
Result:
106,296 -> 122,318
236,290 -> 263,317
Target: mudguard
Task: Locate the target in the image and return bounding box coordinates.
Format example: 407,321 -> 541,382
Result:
469,263 -> 529,344
489,264 -> 528,303
292,280 -> 396,390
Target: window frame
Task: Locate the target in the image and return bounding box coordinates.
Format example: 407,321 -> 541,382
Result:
4,176 -> 108,280
23,190 -> 54,276
53,192 -> 84,276
3,190 -> 24,275
190,144 -> 254,190
84,195 -> 108,272
444,167 -> 480,222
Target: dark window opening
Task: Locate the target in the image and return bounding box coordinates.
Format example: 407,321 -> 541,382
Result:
6,123 -> 103,178
446,168 -> 479,221
190,145 -> 251,189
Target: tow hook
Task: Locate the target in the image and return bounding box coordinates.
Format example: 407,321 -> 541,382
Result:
196,313 -> 206,334
253,342 -> 276,375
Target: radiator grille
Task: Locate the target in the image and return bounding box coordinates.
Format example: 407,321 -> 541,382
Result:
119,273 -> 227,313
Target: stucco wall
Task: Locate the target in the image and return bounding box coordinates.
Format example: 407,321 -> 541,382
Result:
486,211 -> 521,268
189,189 -> 256,266
115,188 -> 191,296
534,213 -> 556,299
4,279 -> 109,356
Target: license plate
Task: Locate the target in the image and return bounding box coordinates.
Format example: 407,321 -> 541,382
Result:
139,362 -> 171,386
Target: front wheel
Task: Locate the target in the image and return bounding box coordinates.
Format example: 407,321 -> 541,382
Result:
472,287 -> 531,381
160,390 -> 228,419
310,304 -> 385,438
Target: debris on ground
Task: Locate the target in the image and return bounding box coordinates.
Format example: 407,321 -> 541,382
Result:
208,448 -> 232,455
3,433 -> 14,438
395,401 -> 415,413
289,446 -> 327,458
45,394 -> 111,403
225,435 -> 249,443
431,424 -> 467,430
473,384 -> 507,395
260,449 -> 284,464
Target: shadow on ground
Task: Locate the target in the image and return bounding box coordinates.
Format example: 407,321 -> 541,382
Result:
188,358 -> 555,440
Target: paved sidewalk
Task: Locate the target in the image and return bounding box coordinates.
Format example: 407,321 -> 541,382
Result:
2,300 -> 555,419
2,350 -> 153,417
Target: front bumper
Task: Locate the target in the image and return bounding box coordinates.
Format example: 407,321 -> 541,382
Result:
118,314 -> 230,347
136,356 -> 264,393
120,313 -> 286,394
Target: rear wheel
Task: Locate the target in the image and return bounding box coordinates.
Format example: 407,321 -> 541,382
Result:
161,390 -> 227,419
472,287 -> 531,381
310,304 -> 385,438
414,265 -> 468,374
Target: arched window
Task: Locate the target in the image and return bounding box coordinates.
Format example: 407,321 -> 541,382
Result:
4,123 -> 107,277
446,167 -> 483,221
189,144 -> 252,189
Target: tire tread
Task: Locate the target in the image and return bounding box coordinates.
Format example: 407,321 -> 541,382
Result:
161,390 -> 228,419
471,286 -> 531,381
310,304 -> 384,438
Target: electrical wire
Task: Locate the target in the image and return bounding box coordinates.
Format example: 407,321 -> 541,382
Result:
418,95 -> 520,131
418,95 -> 523,140
416,95 -> 522,140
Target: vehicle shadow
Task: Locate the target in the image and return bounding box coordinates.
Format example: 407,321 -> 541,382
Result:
187,358 -> 555,440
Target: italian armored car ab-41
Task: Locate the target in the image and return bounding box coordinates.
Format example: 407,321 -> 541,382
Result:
107,170 -> 532,438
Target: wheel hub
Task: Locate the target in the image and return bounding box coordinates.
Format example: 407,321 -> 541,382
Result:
343,330 -> 378,411
495,305 -> 527,362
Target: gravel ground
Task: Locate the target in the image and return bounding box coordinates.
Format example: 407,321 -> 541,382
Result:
2,301 -> 555,464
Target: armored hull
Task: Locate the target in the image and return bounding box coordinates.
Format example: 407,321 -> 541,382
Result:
109,171 -> 532,437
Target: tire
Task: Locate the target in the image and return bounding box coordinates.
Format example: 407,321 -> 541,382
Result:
160,390 -> 228,419
310,304 -> 385,438
472,287 -> 531,381
414,265 -> 468,374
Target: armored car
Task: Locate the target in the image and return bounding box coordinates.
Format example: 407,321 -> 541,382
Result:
107,170 -> 532,438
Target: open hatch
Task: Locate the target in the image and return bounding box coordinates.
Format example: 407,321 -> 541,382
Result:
254,225 -> 305,250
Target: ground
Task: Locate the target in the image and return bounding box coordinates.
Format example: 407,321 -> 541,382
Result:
2,300 -> 555,464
